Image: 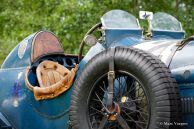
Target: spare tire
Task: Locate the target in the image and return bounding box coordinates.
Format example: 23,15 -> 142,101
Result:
70,47 -> 181,129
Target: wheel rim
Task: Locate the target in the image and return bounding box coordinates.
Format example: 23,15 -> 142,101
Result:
87,70 -> 150,129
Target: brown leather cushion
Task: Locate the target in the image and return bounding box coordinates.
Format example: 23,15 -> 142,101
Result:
25,60 -> 78,101
36,60 -> 70,88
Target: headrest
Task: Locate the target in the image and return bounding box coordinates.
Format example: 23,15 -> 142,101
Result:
31,31 -> 64,63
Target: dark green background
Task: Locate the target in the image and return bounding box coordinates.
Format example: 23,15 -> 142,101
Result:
0,0 -> 193,65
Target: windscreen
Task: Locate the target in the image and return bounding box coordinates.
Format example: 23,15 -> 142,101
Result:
151,12 -> 182,31
101,10 -> 139,29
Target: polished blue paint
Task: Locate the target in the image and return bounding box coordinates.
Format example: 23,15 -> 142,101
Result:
152,30 -> 185,39
104,29 -> 142,47
167,41 -> 194,128
1,33 -> 35,69
0,34 -> 105,129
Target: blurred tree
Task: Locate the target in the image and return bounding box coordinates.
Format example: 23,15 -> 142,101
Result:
0,0 -> 193,65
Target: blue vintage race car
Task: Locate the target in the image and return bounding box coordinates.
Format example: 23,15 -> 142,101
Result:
0,10 -> 193,129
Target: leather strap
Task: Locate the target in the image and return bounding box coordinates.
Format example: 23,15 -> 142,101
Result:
166,36 -> 194,67
107,47 -> 116,108
177,35 -> 194,50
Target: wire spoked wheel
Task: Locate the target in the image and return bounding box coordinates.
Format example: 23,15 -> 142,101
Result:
70,48 -> 181,129
88,71 -> 150,129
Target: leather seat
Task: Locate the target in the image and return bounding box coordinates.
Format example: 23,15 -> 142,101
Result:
36,60 -> 70,88
25,60 -> 78,100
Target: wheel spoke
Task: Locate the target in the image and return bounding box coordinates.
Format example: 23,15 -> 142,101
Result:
99,85 -> 106,92
95,92 -> 106,108
117,114 -> 131,129
90,106 -> 104,115
92,98 -> 102,104
88,72 -> 150,129
98,116 -> 109,129
118,81 -> 136,100
122,102 -> 149,117
122,110 -> 145,129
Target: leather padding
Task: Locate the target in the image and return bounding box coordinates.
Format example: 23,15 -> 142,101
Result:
31,31 -> 64,63
25,60 -> 78,100
36,60 -> 70,88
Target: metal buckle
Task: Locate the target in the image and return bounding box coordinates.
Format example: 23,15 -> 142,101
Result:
108,71 -> 115,79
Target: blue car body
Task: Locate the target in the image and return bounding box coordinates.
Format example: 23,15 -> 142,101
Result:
0,10 -> 193,129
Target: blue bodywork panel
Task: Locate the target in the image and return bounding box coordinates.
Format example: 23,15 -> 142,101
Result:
152,30 -> 185,39
170,41 -> 194,128
1,34 -> 35,69
0,32 -> 105,129
104,29 -> 142,47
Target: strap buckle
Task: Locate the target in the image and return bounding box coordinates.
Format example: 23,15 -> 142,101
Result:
108,71 -> 115,79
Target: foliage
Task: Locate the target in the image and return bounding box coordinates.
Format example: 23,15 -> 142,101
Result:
0,0 -> 193,65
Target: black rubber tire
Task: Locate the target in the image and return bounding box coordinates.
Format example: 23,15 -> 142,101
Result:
70,47 -> 181,129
